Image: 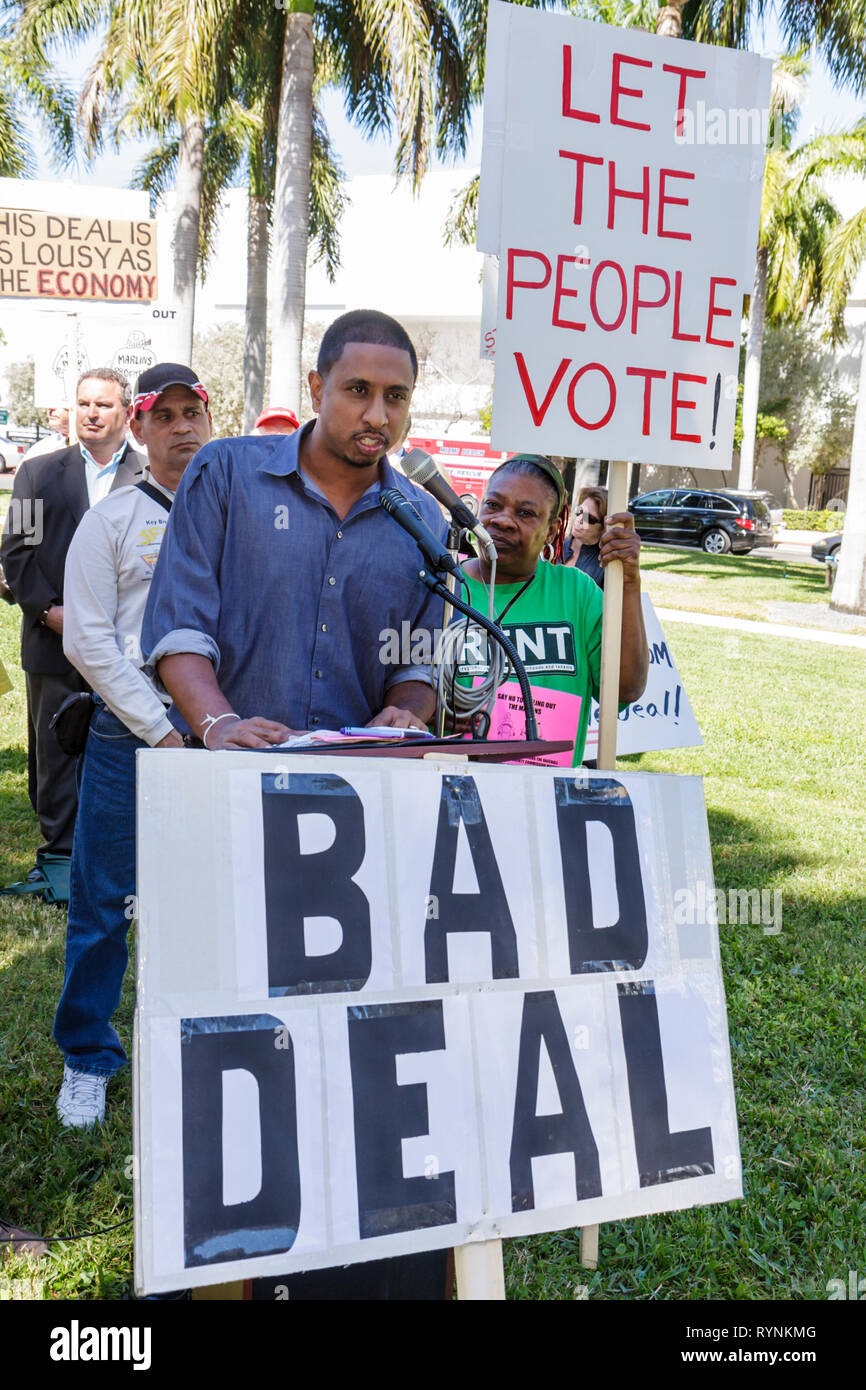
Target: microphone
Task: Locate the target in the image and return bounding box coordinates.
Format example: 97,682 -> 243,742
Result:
379,488 -> 466,580
400,448 -> 498,563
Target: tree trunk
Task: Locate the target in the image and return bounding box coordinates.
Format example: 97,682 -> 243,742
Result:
829,326 -> 866,615
738,245 -> 768,491
243,140 -> 269,435
172,114 -> 205,366
271,7 -> 314,412
656,4 -> 685,38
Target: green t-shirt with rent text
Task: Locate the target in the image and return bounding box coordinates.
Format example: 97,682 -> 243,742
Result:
458,560 -> 604,765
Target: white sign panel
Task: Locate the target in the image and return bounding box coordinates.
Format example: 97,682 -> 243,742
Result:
584,594 -> 702,758
33,303 -> 180,406
135,755 -> 740,1294
479,2 -> 771,468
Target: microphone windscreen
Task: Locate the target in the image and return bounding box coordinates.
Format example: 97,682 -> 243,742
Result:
400,448 -> 439,487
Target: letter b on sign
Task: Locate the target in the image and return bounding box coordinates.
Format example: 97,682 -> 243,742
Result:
261,772 -> 372,994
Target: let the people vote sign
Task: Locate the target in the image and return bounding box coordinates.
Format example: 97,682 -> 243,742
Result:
134,755 -> 740,1294
478,3 -> 771,467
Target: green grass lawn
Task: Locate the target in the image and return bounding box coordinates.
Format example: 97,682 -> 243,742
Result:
638,545 -> 865,632
1,592 -> 865,1300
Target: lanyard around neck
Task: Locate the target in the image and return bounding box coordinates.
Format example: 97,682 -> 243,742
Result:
494,570 -> 536,626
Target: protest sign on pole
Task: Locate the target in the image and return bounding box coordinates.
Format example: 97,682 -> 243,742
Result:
478,2 -> 771,469
134,754 -> 741,1295
583,594 -> 702,759
0,208 -> 158,303
32,305 -> 180,407
477,2 -> 770,1273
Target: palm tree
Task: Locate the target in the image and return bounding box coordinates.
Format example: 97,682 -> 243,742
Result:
0,7 -> 74,177
16,0 -> 246,363
805,129 -> 866,616
736,70 -> 865,491
270,1 -> 478,409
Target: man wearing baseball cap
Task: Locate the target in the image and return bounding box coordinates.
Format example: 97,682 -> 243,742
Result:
254,405 -> 300,435
54,363 -> 212,1128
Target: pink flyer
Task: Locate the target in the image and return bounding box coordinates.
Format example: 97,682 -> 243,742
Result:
483,682 -> 582,767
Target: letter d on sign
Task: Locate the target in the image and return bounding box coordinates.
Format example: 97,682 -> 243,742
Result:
181,1015 -> 301,1268
553,778 -> 648,972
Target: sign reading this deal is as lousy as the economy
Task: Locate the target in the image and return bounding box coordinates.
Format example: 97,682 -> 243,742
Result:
0,209 -> 158,302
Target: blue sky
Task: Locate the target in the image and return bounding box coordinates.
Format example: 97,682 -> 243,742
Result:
25,10 -> 866,190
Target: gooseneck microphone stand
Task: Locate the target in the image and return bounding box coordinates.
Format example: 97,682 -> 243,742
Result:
417,567 -> 540,744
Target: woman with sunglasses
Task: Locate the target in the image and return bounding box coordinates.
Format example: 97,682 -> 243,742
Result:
456,455 -> 647,765
563,486 -> 607,588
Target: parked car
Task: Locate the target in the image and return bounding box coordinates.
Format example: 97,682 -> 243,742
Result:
628,487 -> 775,554
716,488 -> 783,528
810,532 -> 843,563
0,433 -> 26,473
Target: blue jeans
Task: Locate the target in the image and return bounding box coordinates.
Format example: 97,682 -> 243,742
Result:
53,704 -> 143,1076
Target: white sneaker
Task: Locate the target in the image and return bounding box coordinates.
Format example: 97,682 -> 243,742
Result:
57,1065 -> 107,1129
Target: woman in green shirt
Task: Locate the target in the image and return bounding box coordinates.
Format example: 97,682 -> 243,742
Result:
458,455 -> 648,765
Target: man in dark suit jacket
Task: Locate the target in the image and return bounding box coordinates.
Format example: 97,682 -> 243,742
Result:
0,368 -> 145,869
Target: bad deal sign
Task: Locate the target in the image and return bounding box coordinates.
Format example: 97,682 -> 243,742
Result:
478,2 -> 771,467
135,755 -> 740,1294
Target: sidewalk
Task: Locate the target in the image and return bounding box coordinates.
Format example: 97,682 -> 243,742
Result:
655,606 -> 866,650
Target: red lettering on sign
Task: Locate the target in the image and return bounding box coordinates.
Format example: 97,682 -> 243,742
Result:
514,353 -> 572,426
608,162 -> 650,234
631,265 -> 670,334
37,269 -> 53,294
558,150 -> 604,226
562,46 -> 600,123
626,367 -> 666,435
590,261 -> 628,331
706,276 -> 737,347
671,372 -> 707,443
552,254 -> 588,331
567,363 -> 616,430
672,271 -> 700,342
610,53 -> 652,131
506,249 -> 552,319
662,64 -> 707,137
657,168 -> 694,240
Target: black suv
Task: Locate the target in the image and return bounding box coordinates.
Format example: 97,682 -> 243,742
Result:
628,488 -> 774,554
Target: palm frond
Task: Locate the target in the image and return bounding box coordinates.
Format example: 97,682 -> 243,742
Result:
444,174 -> 479,247
309,101 -> 346,282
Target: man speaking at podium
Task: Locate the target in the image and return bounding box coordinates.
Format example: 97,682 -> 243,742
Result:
142,310 -> 451,1298
142,310 -> 446,750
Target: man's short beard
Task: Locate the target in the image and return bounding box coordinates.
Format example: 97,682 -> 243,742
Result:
342,452 -> 384,469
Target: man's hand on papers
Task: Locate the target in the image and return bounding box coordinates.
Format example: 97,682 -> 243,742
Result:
206,716 -> 300,750
366,705 -> 430,732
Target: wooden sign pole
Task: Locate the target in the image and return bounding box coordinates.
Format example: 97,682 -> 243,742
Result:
579,457 -> 629,1272
67,313 -> 79,445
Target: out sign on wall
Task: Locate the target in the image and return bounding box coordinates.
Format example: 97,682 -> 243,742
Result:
478,2 -> 771,467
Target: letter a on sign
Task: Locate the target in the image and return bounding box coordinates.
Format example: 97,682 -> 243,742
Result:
425,776 -> 519,983
510,991 -> 602,1210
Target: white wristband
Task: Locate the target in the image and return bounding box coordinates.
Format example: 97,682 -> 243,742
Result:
200,711 -> 241,749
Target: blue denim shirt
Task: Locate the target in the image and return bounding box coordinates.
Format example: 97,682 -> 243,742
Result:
141,427 -> 448,730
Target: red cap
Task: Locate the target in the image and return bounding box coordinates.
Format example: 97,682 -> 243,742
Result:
254,406 -> 300,431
